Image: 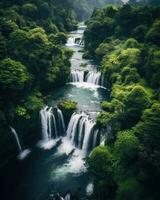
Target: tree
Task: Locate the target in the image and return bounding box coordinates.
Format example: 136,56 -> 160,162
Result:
143,47 -> 160,88
133,25 -> 147,42
114,130 -> 140,167
0,33 -> 7,59
84,17 -> 115,56
0,18 -> 18,38
115,4 -> 133,37
125,85 -> 150,125
9,29 -> 29,61
87,146 -> 115,199
114,130 -> 141,199
133,103 -> 160,199
54,32 -> 68,45
146,20 -> 160,45
38,2 -> 50,19
121,67 -> 140,84
0,58 -> 29,90
116,178 -> 141,200
118,48 -> 141,67
134,103 -> 160,154
123,38 -> 140,49
22,3 -> 38,18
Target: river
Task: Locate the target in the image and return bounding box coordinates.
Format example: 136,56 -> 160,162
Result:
0,23 -> 107,200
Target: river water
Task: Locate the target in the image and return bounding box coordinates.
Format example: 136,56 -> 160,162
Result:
0,23 -> 107,200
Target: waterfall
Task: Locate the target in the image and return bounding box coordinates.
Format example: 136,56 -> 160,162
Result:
75,38 -> 84,47
57,108 -> 66,135
81,118 -> 95,155
40,106 -> 66,141
86,182 -> 94,196
78,117 -> 86,149
70,70 -> 102,86
66,112 -> 100,154
10,126 -> 31,159
66,35 -> 84,47
86,71 -> 101,85
93,129 -> 99,148
66,113 -> 83,139
52,113 -> 58,138
64,193 -> 71,200
40,106 -> 51,141
71,70 -> 84,82
40,106 -> 58,140
66,37 -> 75,46
10,126 -> 22,152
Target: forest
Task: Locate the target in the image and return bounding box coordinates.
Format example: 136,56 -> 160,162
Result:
0,0 -> 160,200
0,0 -> 78,167
84,2 -> 160,199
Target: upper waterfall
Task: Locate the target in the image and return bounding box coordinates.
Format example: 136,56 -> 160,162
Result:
71,70 -> 102,86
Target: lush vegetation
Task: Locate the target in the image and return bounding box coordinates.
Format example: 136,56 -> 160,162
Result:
85,3 -> 160,200
70,0 -> 122,20
1,0 -> 160,199
0,0 -> 78,166
58,100 -> 77,122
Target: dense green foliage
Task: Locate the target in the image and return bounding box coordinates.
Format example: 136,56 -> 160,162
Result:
0,0 -> 78,166
85,3 -> 160,200
70,0 -> 122,20
58,100 -> 77,121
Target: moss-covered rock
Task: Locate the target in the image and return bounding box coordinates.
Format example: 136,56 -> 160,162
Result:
58,100 -> 77,122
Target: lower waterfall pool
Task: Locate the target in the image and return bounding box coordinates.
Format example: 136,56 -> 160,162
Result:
0,23 -> 108,200
1,142 -> 91,200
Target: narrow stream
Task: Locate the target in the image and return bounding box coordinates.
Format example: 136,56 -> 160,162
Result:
1,23 -> 107,200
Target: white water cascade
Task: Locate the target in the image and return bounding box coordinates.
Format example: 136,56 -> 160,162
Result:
71,70 -> 84,82
10,126 -> 31,160
86,71 -> 101,85
10,126 -> 22,152
66,37 -> 76,47
64,193 -> 71,200
39,106 -> 66,149
66,112 -> 100,155
57,108 -> 66,135
71,70 -> 102,86
40,106 -> 55,141
66,36 -> 84,47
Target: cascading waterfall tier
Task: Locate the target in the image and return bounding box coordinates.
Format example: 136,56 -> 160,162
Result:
66,37 -> 75,46
57,108 -> 66,136
40,106 -> 56,141
66,36 -> 84,47
66,112 -> 100,155
39,108 -> 101,153
85,71 -> 101,85
71,70 -> 84,82
71,70 -> 102,86
39,106 -> 66,141
10,126 -> 31,159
